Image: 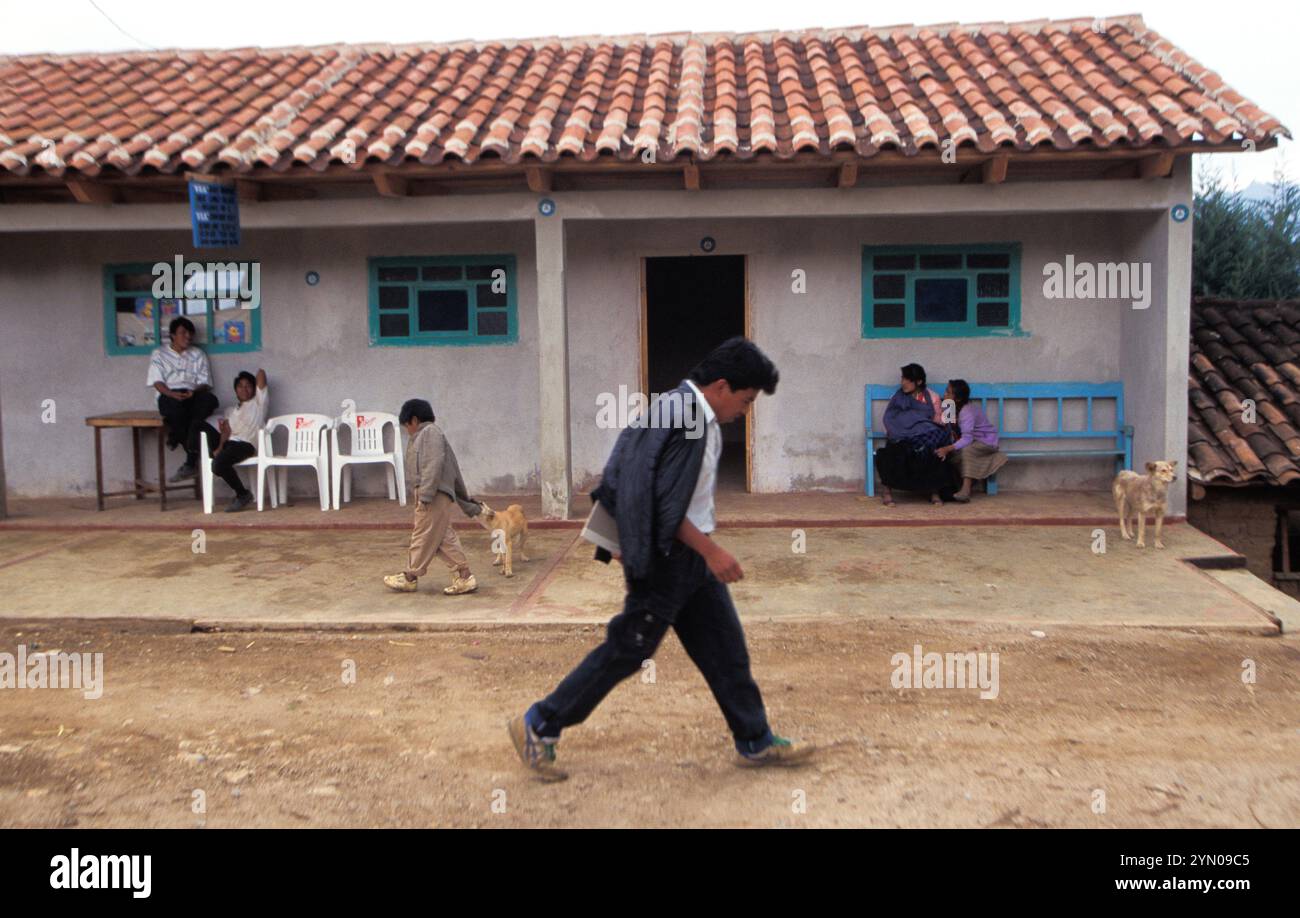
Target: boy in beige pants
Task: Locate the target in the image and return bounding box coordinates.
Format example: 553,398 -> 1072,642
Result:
384,398 -> 483,596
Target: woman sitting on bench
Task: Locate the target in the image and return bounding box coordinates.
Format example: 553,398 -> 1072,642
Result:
876,363 -> 955,507
934,379 -> 1007,503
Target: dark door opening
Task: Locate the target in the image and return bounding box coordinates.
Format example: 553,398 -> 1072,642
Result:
643,255 -> 747,492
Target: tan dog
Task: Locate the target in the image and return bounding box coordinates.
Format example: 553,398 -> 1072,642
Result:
476,502 -> 529,576
1113,460 -> 1178,549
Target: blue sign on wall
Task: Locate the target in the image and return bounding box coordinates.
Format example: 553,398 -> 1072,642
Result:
188,180 -> 240,248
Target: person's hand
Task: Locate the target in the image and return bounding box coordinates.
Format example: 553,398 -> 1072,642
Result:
704,543 -> 744,583
219,419 -> 231,434
174,389 -> 191,401
612,552 -> 622,565
935,444 -> 952,458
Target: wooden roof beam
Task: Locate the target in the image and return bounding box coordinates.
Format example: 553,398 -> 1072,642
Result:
683,162 -> 701,191
66,177 -> 115,205
1139,151 -> 1175,179
525,165 -> 553,193
837,160 -> 859,188
371,168 -> 409,198
981,154 -> 1009,184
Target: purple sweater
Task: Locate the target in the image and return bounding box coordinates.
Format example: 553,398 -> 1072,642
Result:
953,403 -> 1000,451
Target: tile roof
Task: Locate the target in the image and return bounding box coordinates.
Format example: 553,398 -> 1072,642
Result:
0,14 -> 1288,179
1189,298 -> 1300,488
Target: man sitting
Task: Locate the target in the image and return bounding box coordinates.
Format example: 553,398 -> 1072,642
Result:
200,369 -> 269,512
147,317 -> 218,481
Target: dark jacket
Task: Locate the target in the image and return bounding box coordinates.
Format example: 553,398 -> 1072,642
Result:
591,382 -> 708,581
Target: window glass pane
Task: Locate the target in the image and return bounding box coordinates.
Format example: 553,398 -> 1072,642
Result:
977,302 -> 1010,327
114,271 -> 156,291
377,265 -> 418,282
873,302 -> 906,328
874,254 -> 915,271
182,313 -> 209,344
211,305 -> 250,345
115,310 -> 154,347
378,286 -> 408,310
115,296 -> 140,313
466,264 -> 507,281
422,265 -> 461,281
919,253 -> 962,270
477,311 -> 509,336
967,252 -> 1011,269
915,278 -> 968,322
476,283 -> 508,308
873,274 -> 905,299
379,313 -> 409,338
417,289 -> 469,332
977,273 -> 1010,298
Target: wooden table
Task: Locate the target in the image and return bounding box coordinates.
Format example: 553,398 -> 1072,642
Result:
85,411 -> 200,511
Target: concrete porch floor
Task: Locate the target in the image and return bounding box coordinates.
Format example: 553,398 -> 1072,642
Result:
0,488 -> 1135,531
0,515 -> 1288,634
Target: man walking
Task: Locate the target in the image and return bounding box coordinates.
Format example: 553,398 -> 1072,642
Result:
509,337 -> 813,781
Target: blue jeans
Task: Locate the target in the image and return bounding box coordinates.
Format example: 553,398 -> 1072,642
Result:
528,541 -> 774,755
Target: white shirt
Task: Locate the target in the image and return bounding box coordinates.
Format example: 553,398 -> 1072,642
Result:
146,344 -> 212,392
224,386 -> 269,444
683,379 -> 721,534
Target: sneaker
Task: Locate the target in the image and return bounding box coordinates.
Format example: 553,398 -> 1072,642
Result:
443,574 -> 478,595
383,573 -> 417,593
224,493 -> 253,513
507,715 -> 568,782
735,735 -> 815,769
169,462 -> 196,482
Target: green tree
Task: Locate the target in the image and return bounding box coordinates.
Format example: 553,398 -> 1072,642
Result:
1194,164 -> 1300,298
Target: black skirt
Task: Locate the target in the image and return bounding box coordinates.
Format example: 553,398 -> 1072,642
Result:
875,441 -> 958,494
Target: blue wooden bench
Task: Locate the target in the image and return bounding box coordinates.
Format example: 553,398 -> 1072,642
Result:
864,381 -> 1134,497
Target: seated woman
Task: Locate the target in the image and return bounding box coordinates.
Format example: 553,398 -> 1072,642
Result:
876,363 -> 955,507
935,379 -> 1008,503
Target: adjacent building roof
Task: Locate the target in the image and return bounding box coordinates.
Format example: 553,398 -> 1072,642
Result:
0,14 -> 1288,181
1189,298 -> 1300,488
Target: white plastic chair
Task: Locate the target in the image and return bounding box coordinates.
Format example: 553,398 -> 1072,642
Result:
256,414 -> 333,511
200,439 -> 276,514
331,410 -> 406,510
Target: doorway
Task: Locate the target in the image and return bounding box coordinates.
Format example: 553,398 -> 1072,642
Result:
641,254 -> 749,492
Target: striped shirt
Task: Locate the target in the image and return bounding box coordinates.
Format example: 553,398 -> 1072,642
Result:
146,345 -> 212,392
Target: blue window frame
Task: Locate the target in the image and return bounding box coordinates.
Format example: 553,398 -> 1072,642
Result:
368,255 -> 518,346
862,243 -> 1023,338
103,262 -> 262,356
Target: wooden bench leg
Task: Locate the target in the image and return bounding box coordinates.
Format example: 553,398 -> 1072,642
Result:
94,427 -> 104,512
132,427 -> 144,499
158,429 -> 167,512
865,435 -> 876,497
986,474 -> 998,495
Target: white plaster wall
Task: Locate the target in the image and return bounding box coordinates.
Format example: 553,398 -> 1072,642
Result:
0,222 -> 538,498
565,212 -> 1153,494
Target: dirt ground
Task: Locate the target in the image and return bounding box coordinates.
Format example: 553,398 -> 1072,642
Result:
1,618 -> 1296,828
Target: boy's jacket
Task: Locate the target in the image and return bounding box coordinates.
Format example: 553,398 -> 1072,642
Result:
404,421 -> 482,517
591,382 -> 708,581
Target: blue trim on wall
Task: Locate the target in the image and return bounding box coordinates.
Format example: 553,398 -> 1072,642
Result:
861,242 -> 1025,339
367,254 -> 518,347
103,261 -> 261,356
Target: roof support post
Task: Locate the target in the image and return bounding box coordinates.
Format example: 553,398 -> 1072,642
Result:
535,213 -> 572,519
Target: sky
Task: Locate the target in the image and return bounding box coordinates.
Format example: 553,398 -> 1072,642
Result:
2,0 -> 1294,188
